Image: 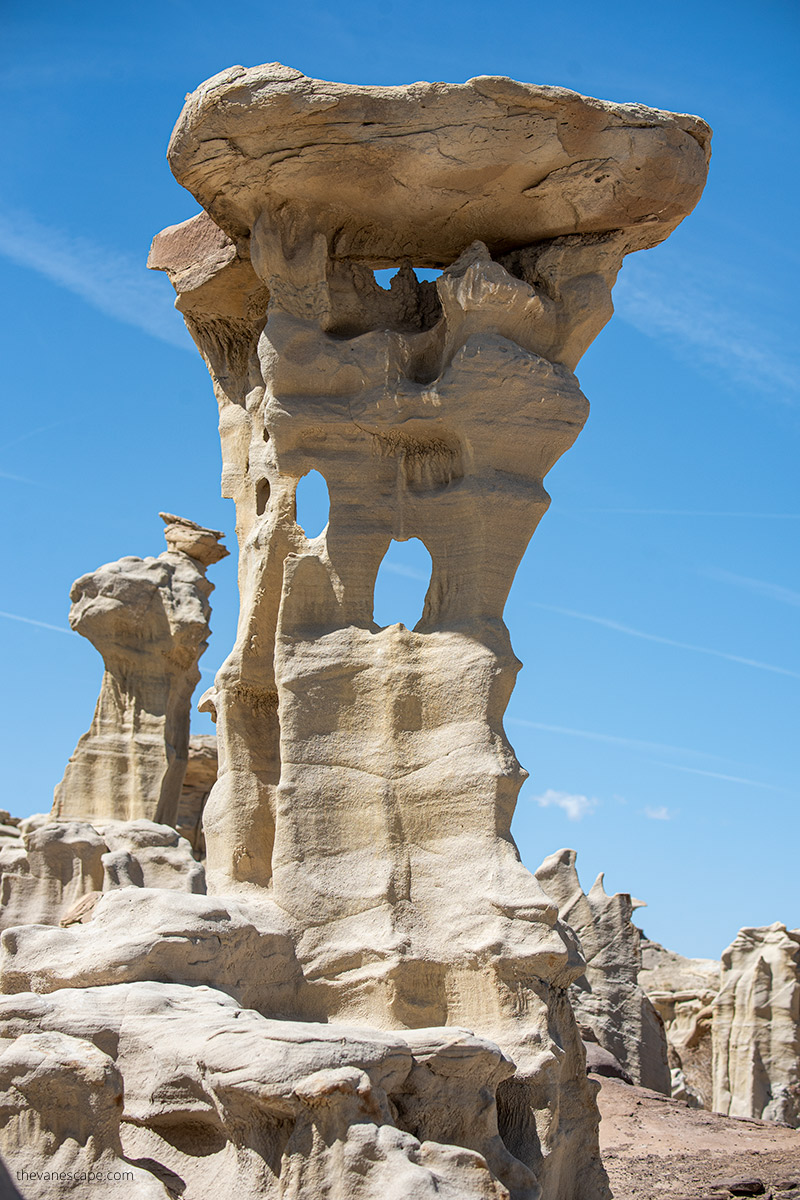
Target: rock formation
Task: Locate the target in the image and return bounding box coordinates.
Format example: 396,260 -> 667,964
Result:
0,65 -> 710,1200
52,515 -> 227,827
175,734 -> 217,854
144,62 -> 710,1199
0,981 -> 533,1200
712,923 -> 800,1126
640,938 -> 721,1108
0,819 -> 204,932
535,848 -> 671,1093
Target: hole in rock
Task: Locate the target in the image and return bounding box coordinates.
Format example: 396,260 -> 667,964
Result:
256,478 -> 270,516
373,538 -> 433,630
373,266 -> 443,291
295,469 -> 330,538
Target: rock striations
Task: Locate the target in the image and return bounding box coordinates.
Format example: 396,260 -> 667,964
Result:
0,64 -> 711,1200
51,515 -> 227,827
535,848 -> 671,1093
712,923 -> 800,1126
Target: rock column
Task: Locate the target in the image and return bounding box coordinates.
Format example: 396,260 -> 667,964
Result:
150,63 -> 710,1200
52,514 -> 227,826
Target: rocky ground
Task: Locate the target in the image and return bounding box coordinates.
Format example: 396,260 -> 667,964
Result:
598,1076 -> 800,1200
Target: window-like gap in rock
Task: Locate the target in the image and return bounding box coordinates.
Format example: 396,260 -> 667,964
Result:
373,538 -> 433,630
373,266 -> 443,291
295,469 -> 330,538
256,478 -> 270,516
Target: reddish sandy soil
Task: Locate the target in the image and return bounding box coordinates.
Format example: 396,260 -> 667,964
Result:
597,1076 -> 800,1200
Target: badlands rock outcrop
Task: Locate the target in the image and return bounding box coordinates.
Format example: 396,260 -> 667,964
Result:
640,937 -> 721,1108
535,848 -> 670,1093
175,734 -> 217,855
0,65 -> 711,1200
144,63 -> 709,1200
51,514 -> 227,827
0,819 -> 204,932
0,981 -> 533,1200
712,923 -> 800,1126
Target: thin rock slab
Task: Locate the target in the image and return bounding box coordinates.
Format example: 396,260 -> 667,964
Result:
535,848 -> 670,1093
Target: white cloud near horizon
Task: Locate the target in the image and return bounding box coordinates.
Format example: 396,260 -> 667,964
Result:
528,601 -> 800,680
0,206 -> 191,352
614,254 -> 800,401
643,805 -> 672,821
532,788 -> 598,821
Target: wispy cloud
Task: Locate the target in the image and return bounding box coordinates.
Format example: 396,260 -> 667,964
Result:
508,716 -> 721,762
569,509 -> 800,520
0,420 -> 75,456
528,601 -> 800,680
0,610 -> 75,635
509,718 -> 779,792
0,469 -> 40,485
614,254 -> 800,401
643,805 -> 673,821
652,760 -> 782,791
532,788 -> 598,821
0,205 -> 190,351
702,567 -> 800,608
381,562 -> 430,581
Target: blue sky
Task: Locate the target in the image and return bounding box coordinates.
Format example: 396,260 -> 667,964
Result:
1,0 -> 797,958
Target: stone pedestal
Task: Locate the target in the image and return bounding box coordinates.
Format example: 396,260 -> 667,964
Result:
146,63 -> 710,1199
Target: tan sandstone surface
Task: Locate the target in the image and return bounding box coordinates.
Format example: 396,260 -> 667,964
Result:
51,515 -> 227,827
0,64 -> 711,1200
641,938 -> 722,1109
713,924 -> 800,1127
146,63 -> 709,1200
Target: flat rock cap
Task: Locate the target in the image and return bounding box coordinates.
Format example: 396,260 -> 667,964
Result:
167,62 -> 711,266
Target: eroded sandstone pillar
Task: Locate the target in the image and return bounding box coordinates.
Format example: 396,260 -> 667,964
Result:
52,514 -> 227,825
712,923 -> 800,1126
150,64 -> 710,1199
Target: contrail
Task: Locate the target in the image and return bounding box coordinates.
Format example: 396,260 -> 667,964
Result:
0,205 -> 191,352
507,717 -> 721,762
528,602 -> 800,680
650,760 -> 782,792
0,610 -> 76,635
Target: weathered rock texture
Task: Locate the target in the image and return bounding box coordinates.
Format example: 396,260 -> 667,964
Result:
712,923 -> 800,1126
640,938 -> 721,1109
145,63 -> 710,1200
175,734 -> 217,855
0,981 -> 536,1200
51,515 -> 227,826
535,848 -> 670,1093
0,820 -> 204,932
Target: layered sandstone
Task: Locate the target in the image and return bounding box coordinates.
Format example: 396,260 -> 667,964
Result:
536,849 -> 670,1093
712,923 -> 800,1126
0,981 -> 532,1200
0,820 -> 204,932
141,63 -> 710,1199
175,734 -> 218,855
52,515 -> 227,826
640,938 -> 721,1108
